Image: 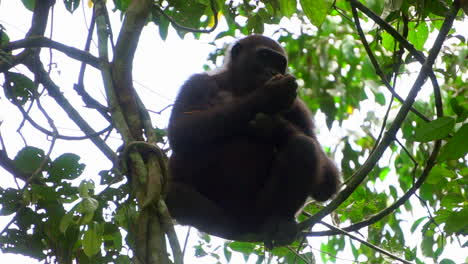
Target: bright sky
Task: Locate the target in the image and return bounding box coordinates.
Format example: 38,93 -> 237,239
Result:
0,1 -> 466,264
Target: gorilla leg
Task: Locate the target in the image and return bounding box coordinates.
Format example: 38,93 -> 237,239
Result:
256,134 -> 321,218
165,182 -> 239,239
255,134 -> 339,247
309,155 -> 340,202
253,134 -> 321,246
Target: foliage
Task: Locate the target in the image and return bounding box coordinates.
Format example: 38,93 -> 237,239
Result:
0,0 -> 467,263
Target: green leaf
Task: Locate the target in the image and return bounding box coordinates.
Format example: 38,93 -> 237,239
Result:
115,255 -> 131,264
167,0 -> 206,38
152,9 -> 170,40
450,96 -> 468,123
246,15 -> 264,34
227,241 -> 255,254
82,227 -> 102,257
4,72 -> 35,105
0,30 -> 10,47
279,0 -> 297,18
320,93 -> 337,130
444,207 -> 468,234
77,197 -> 99,214
440,259 -> 457,264
64,0 -> 80,13
441,193 -> 464,208
410,217 -> 427,233
300,0 -> 333,27
438,123 -> 468,161
14,146 -> 47,174
60,213 -> 74,233
223,243 -> 232,262
21,0 -> 35,11
413,117 -> 455,142
426,0 -> 450,17
408,22 -> 429,50
79,180 -> 95,198
49,153 -> 85,182
367,0 -> 385,15
374,92 -> 386,106
426,165 -> 456,184
381,31 -> 396,52
0,188 -> 21,215
378,167 -> 390,181
113,0 -> 131,11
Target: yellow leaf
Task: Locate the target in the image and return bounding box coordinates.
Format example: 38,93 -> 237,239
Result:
208,11 -> 223,28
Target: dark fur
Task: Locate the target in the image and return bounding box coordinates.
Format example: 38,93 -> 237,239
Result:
166,35 -> 340,242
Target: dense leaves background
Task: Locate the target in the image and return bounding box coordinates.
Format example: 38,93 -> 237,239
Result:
0,0 -> 466,263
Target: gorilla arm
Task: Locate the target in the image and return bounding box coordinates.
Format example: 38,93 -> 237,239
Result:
168,74 -> 262,153
168,73 -> 298,153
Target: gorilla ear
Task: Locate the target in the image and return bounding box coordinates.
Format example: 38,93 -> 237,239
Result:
230,43 -> 242,59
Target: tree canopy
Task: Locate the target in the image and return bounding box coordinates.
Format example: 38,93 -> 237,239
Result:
0,0 -> 467,263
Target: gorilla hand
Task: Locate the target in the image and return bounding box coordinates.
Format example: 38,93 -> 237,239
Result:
256,74 -> 298,115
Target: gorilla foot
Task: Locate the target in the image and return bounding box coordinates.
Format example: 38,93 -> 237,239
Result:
262,216 -> 298,249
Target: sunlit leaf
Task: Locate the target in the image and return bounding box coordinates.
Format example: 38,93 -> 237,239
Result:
279,0 -> 296,18
299,0 -> 332,27
227,241 -> 255,254
408,22 -> 429,50
83,226 -> 102,257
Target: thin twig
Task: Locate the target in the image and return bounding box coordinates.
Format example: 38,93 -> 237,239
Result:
395,138 -> 419,184
182,227 -> 191,257
8,88 -> 112,140
6,36 -> 100,69
148,104 -> 173,115
350,0 -> 444,114
286,246 -> 311,264
73,10 -> 112,121
350,3 -> 430,122
24,55 -> 116,161
319,221 -> 412,264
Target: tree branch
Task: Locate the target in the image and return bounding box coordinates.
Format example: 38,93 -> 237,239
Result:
299,0 -> 460,231
73,10 -> 112,122
24,55 -> 116,162
0,151 -> 29,182
0,0 -> 54,72
6,37 -> 100,69
305,140 -> 440,237
111,0 -> 153,140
